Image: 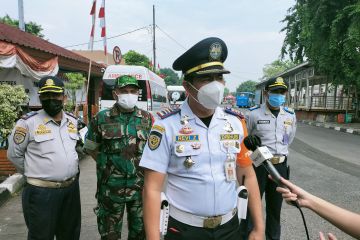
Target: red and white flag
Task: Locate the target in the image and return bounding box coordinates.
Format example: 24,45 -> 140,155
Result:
99,0 -> 107,55
88,0 -> 96,51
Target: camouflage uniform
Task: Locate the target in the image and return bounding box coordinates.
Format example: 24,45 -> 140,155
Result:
86,104 -> 152,240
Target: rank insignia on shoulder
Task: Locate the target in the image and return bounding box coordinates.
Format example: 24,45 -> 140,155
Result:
157,108 -> 181,119
21,111 -> 38,120
283,107 -> 295,114
224,107 -> 244,119
65,112 -> 77,119
249,105 -> 260,111
152,124 -> 165,133
148,131 -> 162,150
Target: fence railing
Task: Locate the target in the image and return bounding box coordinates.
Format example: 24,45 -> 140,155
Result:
290,96 -> 355,110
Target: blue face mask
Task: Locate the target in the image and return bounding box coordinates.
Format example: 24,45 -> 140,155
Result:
268,93 -> 286,108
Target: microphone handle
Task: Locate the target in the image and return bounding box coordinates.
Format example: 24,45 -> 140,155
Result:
263,160 -> 284,187
263,160 -> 299,207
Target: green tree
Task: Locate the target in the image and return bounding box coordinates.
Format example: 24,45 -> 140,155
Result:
159,68 -> 180,86
262,59 -> 296,80
0,14 -> 45,38
64,73 -> 86,112
224,87 -> 230,96
281,1 -> 360,116
0,84 -> 27,141
123,50 -> 151,69
236,80 -> 258,93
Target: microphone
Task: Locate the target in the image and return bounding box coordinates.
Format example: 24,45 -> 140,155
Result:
244,135 -> 298,207
244,136 -> 283,186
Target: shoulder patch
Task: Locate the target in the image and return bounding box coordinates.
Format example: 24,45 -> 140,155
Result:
249,105 -> 260,111
284,107 -> 295,114
148,131 -> 162,150
157,108 -> 181,119
21,111 -> 38,120
65,112 -> 78,120
224,107 -> 244,119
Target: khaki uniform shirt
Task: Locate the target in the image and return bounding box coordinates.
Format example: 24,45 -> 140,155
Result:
7,110 -> 79,181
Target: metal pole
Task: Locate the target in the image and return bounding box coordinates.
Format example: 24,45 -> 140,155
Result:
18,0 -> 25,31
153,5 -> 156,72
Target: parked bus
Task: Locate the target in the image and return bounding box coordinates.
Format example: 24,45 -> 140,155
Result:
100,65 -> 169,111
236,92 -> 255,108
167,85 -> 186,108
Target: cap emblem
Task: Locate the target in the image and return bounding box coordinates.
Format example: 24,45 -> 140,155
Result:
209,42 -> 222,60
45,79 -> 55,86
275,77 -> 284,84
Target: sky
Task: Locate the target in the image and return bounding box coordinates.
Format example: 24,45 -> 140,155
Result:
0,0 -> 295,91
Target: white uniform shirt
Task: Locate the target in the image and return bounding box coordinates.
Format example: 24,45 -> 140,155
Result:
7,110 -> 79,181
140,101 -> 246,217
246,104 -> 297,156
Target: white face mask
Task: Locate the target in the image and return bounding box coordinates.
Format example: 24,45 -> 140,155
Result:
116,93 -> 138,110
189,81 -> 225,109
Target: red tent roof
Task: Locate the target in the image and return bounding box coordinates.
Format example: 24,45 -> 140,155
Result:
0,22 -> 103,68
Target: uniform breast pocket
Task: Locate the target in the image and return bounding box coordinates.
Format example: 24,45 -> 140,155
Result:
170,143 -> 202,173
256,123 -> 272,131
101,123 -> 122,139
68,133 -> 79,146
34,134 -> 55,154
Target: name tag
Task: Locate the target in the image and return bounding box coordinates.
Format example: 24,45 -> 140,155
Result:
220,134 -> 240,141
257,120 -> 270,124
175,135 -> 199,142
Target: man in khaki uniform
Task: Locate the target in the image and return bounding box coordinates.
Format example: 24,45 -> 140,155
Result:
7,76 -> 81,240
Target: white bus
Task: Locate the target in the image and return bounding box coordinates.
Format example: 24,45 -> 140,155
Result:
100,65 -> 169,112
167,85 -> 186,108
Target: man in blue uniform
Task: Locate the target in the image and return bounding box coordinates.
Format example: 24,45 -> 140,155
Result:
7,76 -> 81,240
241,77 -> 297,240
140,37 -> 264,240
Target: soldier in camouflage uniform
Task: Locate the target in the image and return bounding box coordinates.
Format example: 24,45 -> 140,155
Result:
84,75 -> 153,240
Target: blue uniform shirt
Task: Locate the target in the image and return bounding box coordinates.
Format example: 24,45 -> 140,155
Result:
140,100 -> 248,217
246,104 -> 297,156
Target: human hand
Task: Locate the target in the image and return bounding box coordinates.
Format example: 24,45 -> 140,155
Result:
275,177 -> 313,208
243,135 -> 261,151
248,228 -> 264,240
319,231 -> 337,240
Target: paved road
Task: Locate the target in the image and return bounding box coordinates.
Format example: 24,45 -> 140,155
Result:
0,123 -> 359,239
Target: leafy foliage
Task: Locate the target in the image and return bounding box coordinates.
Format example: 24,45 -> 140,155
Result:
262,59 -> 296,80
281,0 -> 360,116
236,80 -> 258,93
224,87 -> 230,96
64,73 -> 86,112
0,14 -> 45,38
123,50 -> 151,69
281,1 -> 360,85
159,68 -> 180,86
0,84 -> 27,139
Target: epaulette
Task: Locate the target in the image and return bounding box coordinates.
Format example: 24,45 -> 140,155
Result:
157,108 -> 181,119
284,107 -> 295,114
224,107 -> 244,119
65,112 -> 78,120
21,111 -> 38,120
249,105 -> 260,111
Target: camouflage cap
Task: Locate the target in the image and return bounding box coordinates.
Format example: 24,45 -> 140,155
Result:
114,75 -> 139,89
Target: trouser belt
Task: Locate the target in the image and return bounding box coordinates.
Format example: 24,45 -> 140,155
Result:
270,155 -> 286,164
27,176 -> 77,188
169,205 -> 237,229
